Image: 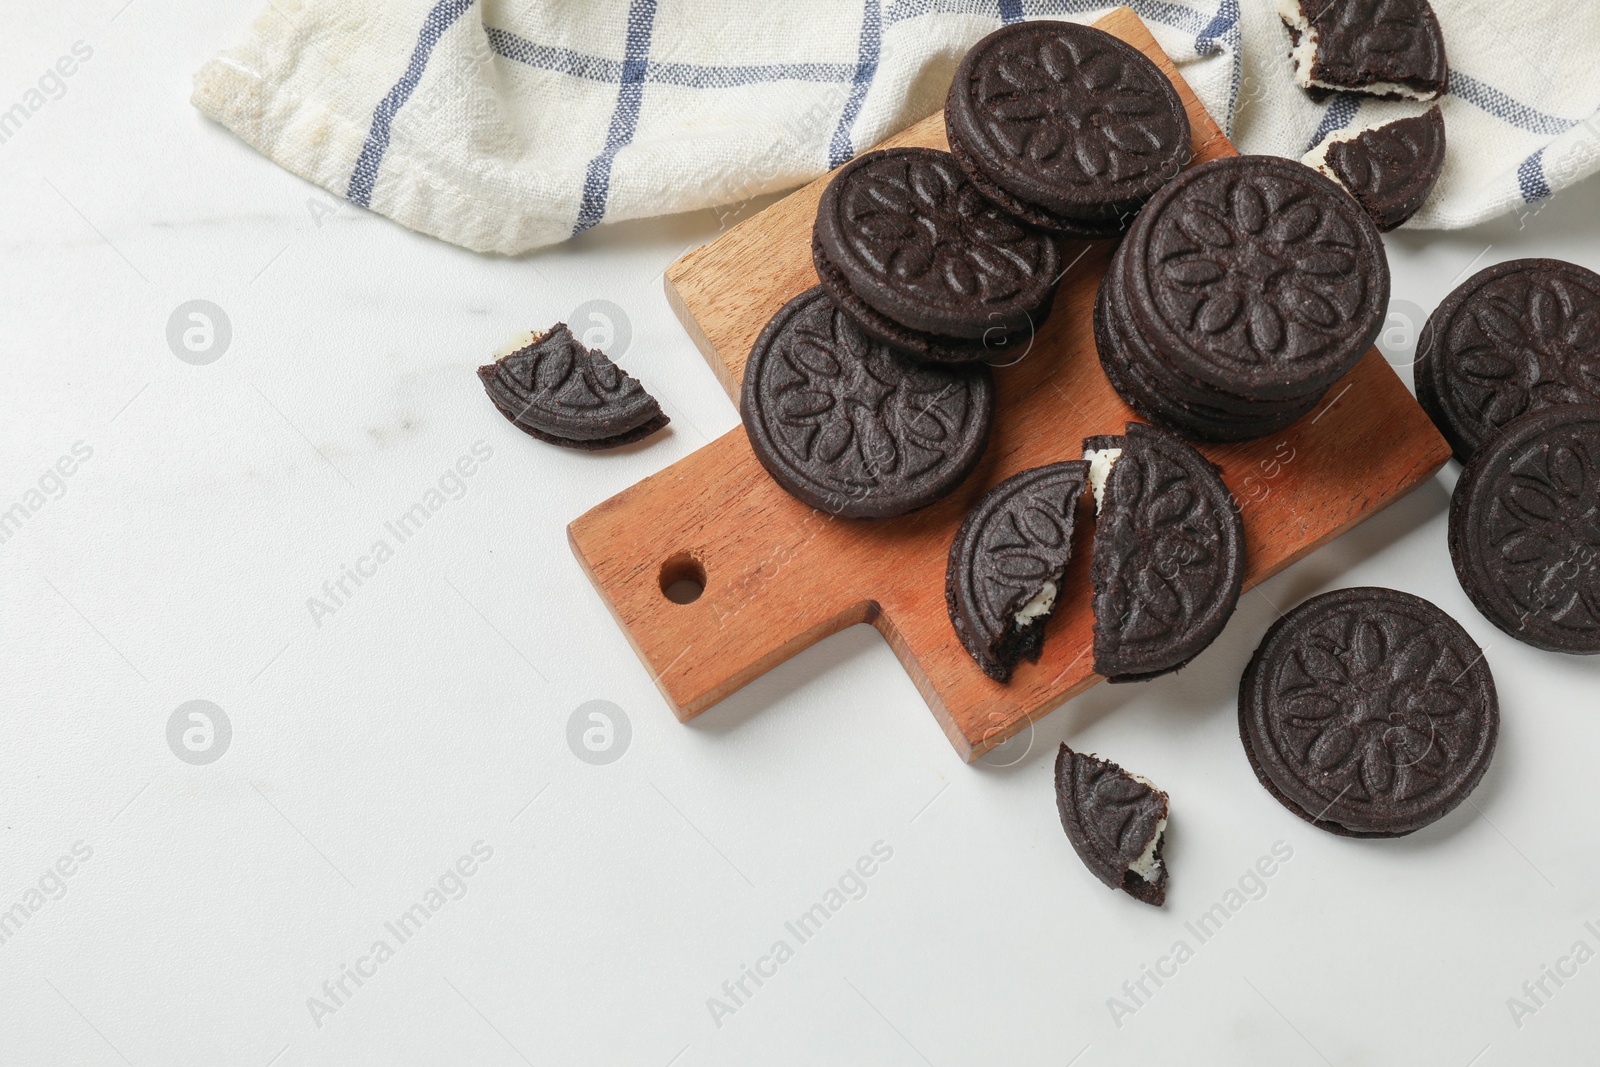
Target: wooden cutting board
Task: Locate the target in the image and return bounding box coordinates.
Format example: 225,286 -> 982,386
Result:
568,6 -> 1451,762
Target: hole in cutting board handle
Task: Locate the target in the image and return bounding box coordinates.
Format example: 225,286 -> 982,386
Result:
659,552 -> 706,605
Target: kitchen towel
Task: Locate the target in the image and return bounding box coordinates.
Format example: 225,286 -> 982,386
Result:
192,1 -> 1600,255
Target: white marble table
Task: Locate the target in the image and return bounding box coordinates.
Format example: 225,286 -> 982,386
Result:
5,4 -> 1600,1064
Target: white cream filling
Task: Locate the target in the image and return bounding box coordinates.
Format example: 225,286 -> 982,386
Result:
1014,578 -> 1059,627
1127,773 -> 1167,882
1277,0 -> 1319,88
1312,78 -> 1436,101
1085,448 -> 1122,514
494,328 -> 538,357
1278,1 -> 1438,100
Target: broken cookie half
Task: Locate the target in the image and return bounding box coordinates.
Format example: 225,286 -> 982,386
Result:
1278,0 -> 1448,101
1086,423 -> 1245,682
478,323 -> 668,449
1055,744 -> 1169,906
1304,106 -> 1445,231
946,461 -> 1089,683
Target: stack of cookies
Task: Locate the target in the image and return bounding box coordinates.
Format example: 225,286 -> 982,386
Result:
745,19 -> 1202,522
1095,154 -> 1390,442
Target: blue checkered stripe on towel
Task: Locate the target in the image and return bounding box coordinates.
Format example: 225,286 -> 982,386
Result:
345,0 -> 1592,238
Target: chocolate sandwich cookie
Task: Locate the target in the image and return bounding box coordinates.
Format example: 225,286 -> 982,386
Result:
1448,404 -> 1600,654
1304,106 -> 1445,231
1278,0 -> 1449,101
1416,258 -> 1600,463
478,323 -> 668,449
1095,254 -> 1324,441
1239,587 -> 1498,837
1119,154 -> 1388,402
813,147 -> 1062,364
1054,744 -> 1169,906
946,461 -> 1089,682
1085,423 -> 1245,681
945,21 -> 1190,236
742,287 -> 994,519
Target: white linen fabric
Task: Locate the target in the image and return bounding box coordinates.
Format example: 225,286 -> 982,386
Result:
192,1 -> 1600,254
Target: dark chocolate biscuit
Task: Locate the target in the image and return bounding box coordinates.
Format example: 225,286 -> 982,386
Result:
946,461 -> 1089,682
1054,744 -> 1169,906
1417,258 -> 1600,463
1239,586 -> 1498,837
1280,0 -> 1449,101
1086,423 -> 1246,681
1448,404 -> 1600,653
477,323 -> 668,449
945,20 -> 1190,232
1094,242 -> 1324,442
1309,105 -> 1445,231
742,287 -> 994,519
813,147 -> 1061,361
1120,154 -> 1389,402
1099,258 -> 1323,424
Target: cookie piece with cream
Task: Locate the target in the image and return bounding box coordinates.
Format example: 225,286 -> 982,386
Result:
1304,106 -> 1445,231
1278,0 -> 1448,101
1055,744 -> 1169,906
478,323 -> 667,450
946,461 -> 1089,682
1085,423 -> 1245,682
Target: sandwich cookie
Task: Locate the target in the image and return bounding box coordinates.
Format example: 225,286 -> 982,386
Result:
1239,586 -> 1498,837
1085,422 -> 1246,682
1448,403 -> 1600,654
946,461 -> 1089,682
478,324 -> 668,449
1303,105 -> 1445,231
742,286 -> 995,519
1417,258 -> 1600,463
945,20 -> 1190,237
813,147 -> 1062,364
1055,744 -> 1170,906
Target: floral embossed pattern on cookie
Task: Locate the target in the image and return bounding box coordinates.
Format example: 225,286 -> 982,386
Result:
741,287 -> 995,519
1417,259 -> 1600,463
1087,422 -> 1245,681
946,461 -> 1089,682
1308,106 -> 1445,232
1054,745 -> 1169,906
945,20 -> 1189,233
813,147 -> 1061,350
1449,404 -> 1600,653
477,323 -> 668,449
1240,586 -> 1498,836
1128,155 -> 1388,398
1279,0 -> 1449,101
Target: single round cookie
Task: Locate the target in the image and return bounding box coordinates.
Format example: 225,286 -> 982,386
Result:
1416,258 -> 1600,463
1120,155 -> 1389,402
1239,586 -> 1498,837
477,324 -> 668,449
1279,0 -> 1449,102
742,287 -> 994,519
945,20 -> 1190,232
1054,744 -> 1169,907
946,461 -> 1089,682
813,147 -> 1062,360
1085,422 -> 1246,682
1448,404 -> 1600,653
1304,105 -> 1445,232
